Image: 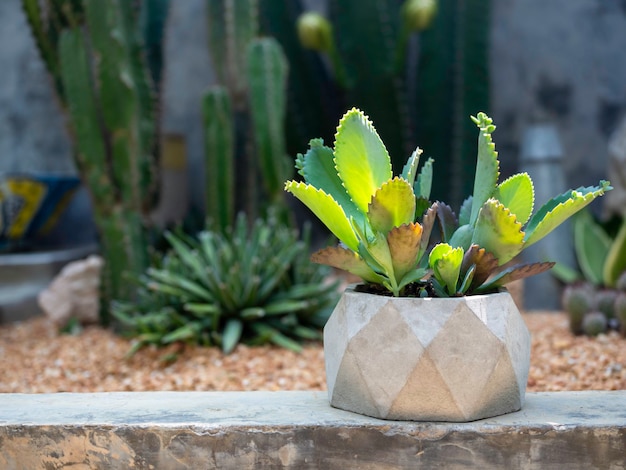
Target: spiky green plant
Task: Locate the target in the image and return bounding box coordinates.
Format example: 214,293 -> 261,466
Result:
113,212 -> 339,354
285,108 -> 611,298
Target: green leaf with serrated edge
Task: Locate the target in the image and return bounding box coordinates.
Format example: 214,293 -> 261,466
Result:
414,157 -> 434,200
603,219 -> 626,287
472,199 -> 525,265
285,181 -> 358,251
476,262 -> 555,294
429,243 -> 464,294
458,196 -> 473,226
311,246 -> 384,284
573,210 -> 610,285
222,319 -> 243,354
460,245 -> 499,293
387,223 -> 424,281
334,108 -> 392,214
296,139 -> 363,225
495,173 -> 534,225
401,147 -> 423,187
469,113 -> 500,225
524,181 -> 612,248
368,178 -> 416,234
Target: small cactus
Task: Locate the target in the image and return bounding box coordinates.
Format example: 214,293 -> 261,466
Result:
581,311 -> 608,336
595,289 -> 618,319
616,272 -> 626,292
562,284 -> 595,335
615,292 -> 626,337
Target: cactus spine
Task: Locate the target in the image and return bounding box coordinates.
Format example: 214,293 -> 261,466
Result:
23,0 -> 169,317
204,0 -> 291,231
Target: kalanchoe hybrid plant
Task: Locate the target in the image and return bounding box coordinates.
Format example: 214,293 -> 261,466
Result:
285,108 -> 611,297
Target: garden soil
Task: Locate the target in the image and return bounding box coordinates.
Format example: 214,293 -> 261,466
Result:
1,312 -> 624,393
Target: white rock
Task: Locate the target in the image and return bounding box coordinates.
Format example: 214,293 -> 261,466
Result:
38,255 -> 103,326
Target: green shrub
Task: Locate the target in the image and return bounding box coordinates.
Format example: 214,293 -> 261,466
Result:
113,212 -> 339,354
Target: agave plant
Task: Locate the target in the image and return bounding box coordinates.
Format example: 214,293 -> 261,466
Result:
285,108 -> 611,297
113,212 -> 338,354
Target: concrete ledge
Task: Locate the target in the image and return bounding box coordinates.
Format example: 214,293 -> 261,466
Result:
1,391 -> 625,469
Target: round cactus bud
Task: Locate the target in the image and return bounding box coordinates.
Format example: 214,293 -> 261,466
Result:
581,311 -> 608,336
595,289 -> 618,319
616,272 -> 626,292
402,0 -> 438,32
562,283 -> 595,334
297,12 -> 333,52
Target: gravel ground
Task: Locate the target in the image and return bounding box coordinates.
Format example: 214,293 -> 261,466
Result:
0,312 -> 624,393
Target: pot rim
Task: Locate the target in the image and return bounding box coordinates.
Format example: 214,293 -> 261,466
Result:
343,283 -> 510,302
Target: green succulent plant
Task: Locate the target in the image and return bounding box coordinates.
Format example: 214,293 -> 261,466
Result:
113,212 -> 339,354
285,108 -> 611,298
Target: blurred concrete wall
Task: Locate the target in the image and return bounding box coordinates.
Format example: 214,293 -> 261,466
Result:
3,0 -> 624,203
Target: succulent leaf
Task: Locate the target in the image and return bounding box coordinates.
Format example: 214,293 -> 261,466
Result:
401,147 -> 422,186
458,196 -> 473,226
419,202 -> 438,255
476,261 -> 555,294
310,246 -> 383,283
334,108 -> 392,213
573,210 -> 610,286
387,223 -> 424,281
368,177 -> 416,233
471,199 -> 525,265
469,112 -> 499,225
434,202 -> 458,242
358,232 -> 395,282
603,219 -> 626,288
460,244 -> 498,292
495,173 -> 534,225
524,181 -> 612,248
295,139 -> 362,223
285,181 -> 358,251
429,243 -> 463,294
414,157 -> 434,200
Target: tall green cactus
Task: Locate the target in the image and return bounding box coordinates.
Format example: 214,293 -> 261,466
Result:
204,0 -> 291,231
22,0 -> 170,318
258,0 -> 490,210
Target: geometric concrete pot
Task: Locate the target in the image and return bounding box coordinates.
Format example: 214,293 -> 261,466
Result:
324,286 -> 530,422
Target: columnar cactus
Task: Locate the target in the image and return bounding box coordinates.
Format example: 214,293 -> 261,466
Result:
204,0 -> 291,231
22,0 -> 170,317
261,0 -> 489,208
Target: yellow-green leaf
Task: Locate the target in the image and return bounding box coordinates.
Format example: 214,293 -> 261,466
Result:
495,173 -> 534,225
429,243 -> 463,294
334,108 -> 392,214
285,181 -> 358,251
469,113 -> 500,225
472,199 -> 525,265
368,177 -> 416,233
524,181 -> 612,248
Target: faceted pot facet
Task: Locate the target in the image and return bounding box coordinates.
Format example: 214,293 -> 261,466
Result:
324,286 -> 530,422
